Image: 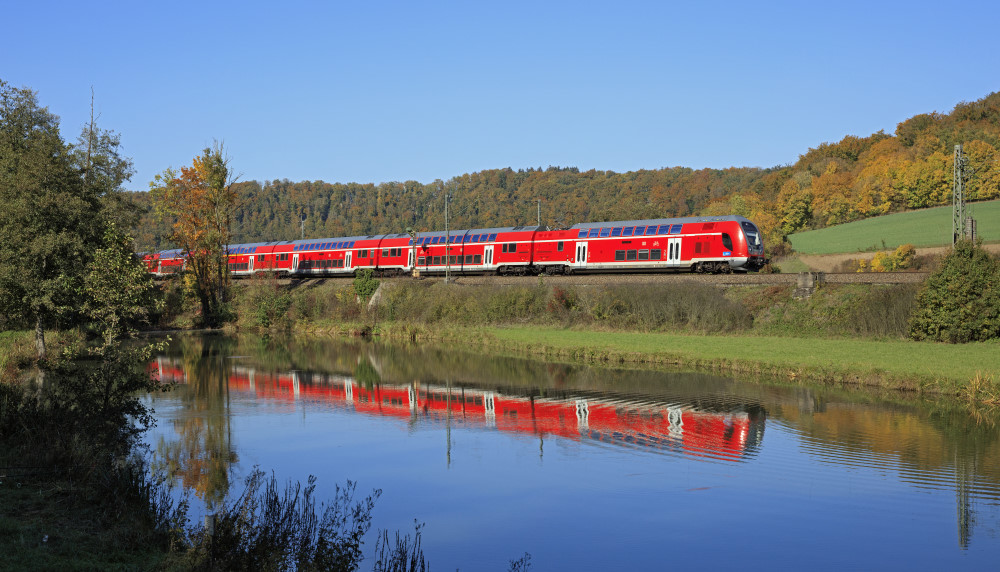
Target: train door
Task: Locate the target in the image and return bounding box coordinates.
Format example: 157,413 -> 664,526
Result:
345,252 -> 353,269
292,253 -> 299,272
484,393 -> 496,427
575,400 -> 589,433
248,256 -> 255,273
576,241 -> 588,269
667,237 -> 682,266
484,245 -> 495,268
408,250 -> 414,270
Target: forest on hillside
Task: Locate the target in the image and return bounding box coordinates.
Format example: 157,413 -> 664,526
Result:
132,92 -> 1000,253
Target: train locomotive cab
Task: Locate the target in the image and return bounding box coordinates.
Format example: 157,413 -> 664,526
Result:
737,218 -> 768,271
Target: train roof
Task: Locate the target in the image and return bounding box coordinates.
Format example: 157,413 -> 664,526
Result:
570,215 -> 753,229
416,225 -> 545,238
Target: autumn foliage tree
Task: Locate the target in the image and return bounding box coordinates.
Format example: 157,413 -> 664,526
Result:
150,144 -> 237,326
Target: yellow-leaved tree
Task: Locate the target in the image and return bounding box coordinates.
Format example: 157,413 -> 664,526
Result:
150,144 -> 237,326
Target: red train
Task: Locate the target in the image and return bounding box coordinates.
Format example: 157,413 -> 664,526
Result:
151,358 -> 766,461
143,215 -> 767,278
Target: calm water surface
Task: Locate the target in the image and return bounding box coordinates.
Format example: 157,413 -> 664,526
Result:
145,335 -> 1000,570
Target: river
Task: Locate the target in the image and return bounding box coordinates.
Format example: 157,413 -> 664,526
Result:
144,334 -> 1000,570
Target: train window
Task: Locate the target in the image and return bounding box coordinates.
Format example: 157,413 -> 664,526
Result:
557,241 -> 564,251
615,250 -> 626,261
578,229 -> 588,238
611,227 -> 622,237
722,233 -> 733,250
382,249 -> 389,257
622,227 -> 634,237
638,249 -> 649,260
432,256 -> 441,265
599,228 -> 610,237
657,225 -> 669,234
626,250 -> 637,261
257,255 -> 265,262
471,234 -> 479,242
588,228 -> 599,238
489,233 -> 498,241
418,257 -> 426,265
670,224 -> 682,234
449,255 -> 458,264
651,249 -> 661,260
474,254 -> 482,264
645,226 -> 657,236
465,255 -> 473,263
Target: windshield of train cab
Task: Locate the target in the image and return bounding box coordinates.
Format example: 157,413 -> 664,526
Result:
741,221 -> 761,247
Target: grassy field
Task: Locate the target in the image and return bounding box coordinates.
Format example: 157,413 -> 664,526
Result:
788,199 -> 1000,254
484,327 -> 1000,393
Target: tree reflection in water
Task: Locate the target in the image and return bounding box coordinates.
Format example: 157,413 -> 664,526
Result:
152,336 -> 239,510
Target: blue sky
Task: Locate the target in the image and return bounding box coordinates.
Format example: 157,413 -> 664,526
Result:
4,0 -> 999,191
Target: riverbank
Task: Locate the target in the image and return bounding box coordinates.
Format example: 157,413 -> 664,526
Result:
215,277 -> 1000,401
284,320 -> 1000,401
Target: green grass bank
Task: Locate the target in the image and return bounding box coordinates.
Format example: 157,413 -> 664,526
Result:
476,327 -> 999,394
788,199 -> 1000,254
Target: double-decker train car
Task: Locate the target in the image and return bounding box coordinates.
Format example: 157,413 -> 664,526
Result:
142,214 -> 766,278
143,248 -> 186,277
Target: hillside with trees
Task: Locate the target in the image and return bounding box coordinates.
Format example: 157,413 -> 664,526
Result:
132,92 -> 1000,253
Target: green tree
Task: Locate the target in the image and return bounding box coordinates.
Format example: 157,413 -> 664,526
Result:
910,240 -> 1000,343
0,80 -> 103,359
82,222 -> 160,345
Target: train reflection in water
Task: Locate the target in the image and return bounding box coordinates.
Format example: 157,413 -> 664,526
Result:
152,357 -> 765,462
